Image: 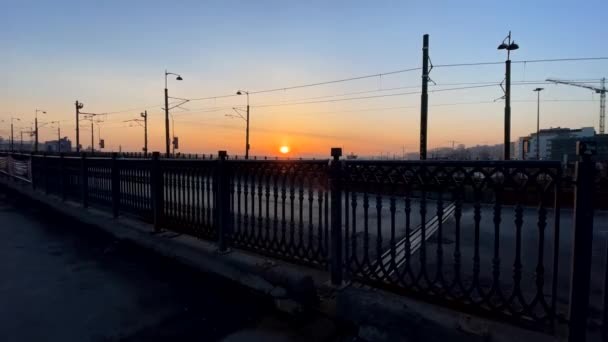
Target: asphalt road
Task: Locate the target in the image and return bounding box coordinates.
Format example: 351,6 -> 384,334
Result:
0,190 -> 333,342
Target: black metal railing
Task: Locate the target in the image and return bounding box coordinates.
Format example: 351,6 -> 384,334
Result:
339,159 -> 565,327
228,159 -> 330,266
161,159 -> 217,239
0,145 -> 604,340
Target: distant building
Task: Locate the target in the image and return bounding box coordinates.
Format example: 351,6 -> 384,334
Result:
550,134 -> 608,162
43,137 -> 72,153
517,127 -> 595,160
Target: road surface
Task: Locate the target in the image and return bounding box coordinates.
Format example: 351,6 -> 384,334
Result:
0,190 -> 336,342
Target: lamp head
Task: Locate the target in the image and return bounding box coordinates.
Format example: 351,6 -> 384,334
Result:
176,75 -> 183,81
509,42 -> 519,50
533,87 -> 544,92
236,91 -> 242,95
497,43 -> 508,50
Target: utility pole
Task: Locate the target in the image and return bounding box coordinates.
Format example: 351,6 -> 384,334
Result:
142,110 -> 148,157
57,122 -> 61,153
533,88 -> 544,160
34,109 -> 46,152
91,121 -> 94,153
80,112 -> 103,153
420,34 -> 429,160
497,31 -> 519,160
10,120 -> 15,152
124,111 -> 148,156
10,117 -> 21,152
236,90 -> 251,159
75,101 -> 83,152
165,84 -> 169,156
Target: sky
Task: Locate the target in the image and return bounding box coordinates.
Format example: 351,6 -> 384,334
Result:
1,0 -> 607,157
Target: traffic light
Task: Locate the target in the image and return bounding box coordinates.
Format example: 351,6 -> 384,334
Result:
172,136 -> 179,150
99,139 -> 105,149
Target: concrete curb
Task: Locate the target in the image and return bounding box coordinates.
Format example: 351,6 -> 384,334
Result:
0,178 -> 323,309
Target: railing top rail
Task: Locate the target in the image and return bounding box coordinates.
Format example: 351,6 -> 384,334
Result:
227,159 -> 330,165
343,159 -> 563,168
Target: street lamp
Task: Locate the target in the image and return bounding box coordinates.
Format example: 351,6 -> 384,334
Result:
34,109 -> 46,152
533,88 -> 544,160
497,31 -> 519,160
236,90 -> 250,159
164,70 -> 183,156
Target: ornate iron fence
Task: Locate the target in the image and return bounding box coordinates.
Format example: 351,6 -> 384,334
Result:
340,160 -> 565,327
228,160 -> 330,266
161,159 -> 217,240
1,145 -> 604,338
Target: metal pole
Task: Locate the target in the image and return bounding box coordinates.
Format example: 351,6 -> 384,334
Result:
171,114 -> 175,155
34,115 -> 38,152
568,141 -> 597,342
57,123 -> 61,153
143,110 -> 148,157
75,101 -> 80,153
536,90 -> 541,160
330,147 -> 343,285
245,95 -> 250,159
164,83 -> 170,156
91,121 -> 94,153
420,34 -> 429,160
10,122 -> 13,152
20,131 -> 23,151
504,59 -> 511,160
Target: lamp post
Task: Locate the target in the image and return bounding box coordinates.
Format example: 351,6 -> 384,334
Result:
10,117 -> 20,152
164,70 -> 183,157
533,88 -> 544,160
236,90 -> 250,159
34,109 -> 46,152
497,31 -> 519,160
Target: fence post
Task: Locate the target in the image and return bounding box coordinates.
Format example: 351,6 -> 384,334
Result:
151,152 -> 163,232
568,140 -> 597,342
81,152 -> 88,208
59,153 -> 66,201
330,147 -> 343,286
111,152 -> 120,218
216,150 -> 231,252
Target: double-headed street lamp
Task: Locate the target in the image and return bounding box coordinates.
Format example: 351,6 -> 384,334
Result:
164,70 -> 183,156
497,31 -> 519,160
236,90 -> 250,159
533,88 -> 544,160
34,109 -> 46,152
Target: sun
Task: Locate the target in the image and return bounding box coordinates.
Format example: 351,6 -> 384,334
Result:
279,146 -> 290,154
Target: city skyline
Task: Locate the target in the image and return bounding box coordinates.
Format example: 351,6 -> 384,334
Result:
2,1 -> 607,156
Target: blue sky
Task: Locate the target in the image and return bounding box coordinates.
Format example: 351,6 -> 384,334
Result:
1,0 -> 607,155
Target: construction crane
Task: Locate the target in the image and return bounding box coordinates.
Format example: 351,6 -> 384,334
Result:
546,78 -> 606,134
447,140 -> 460,149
